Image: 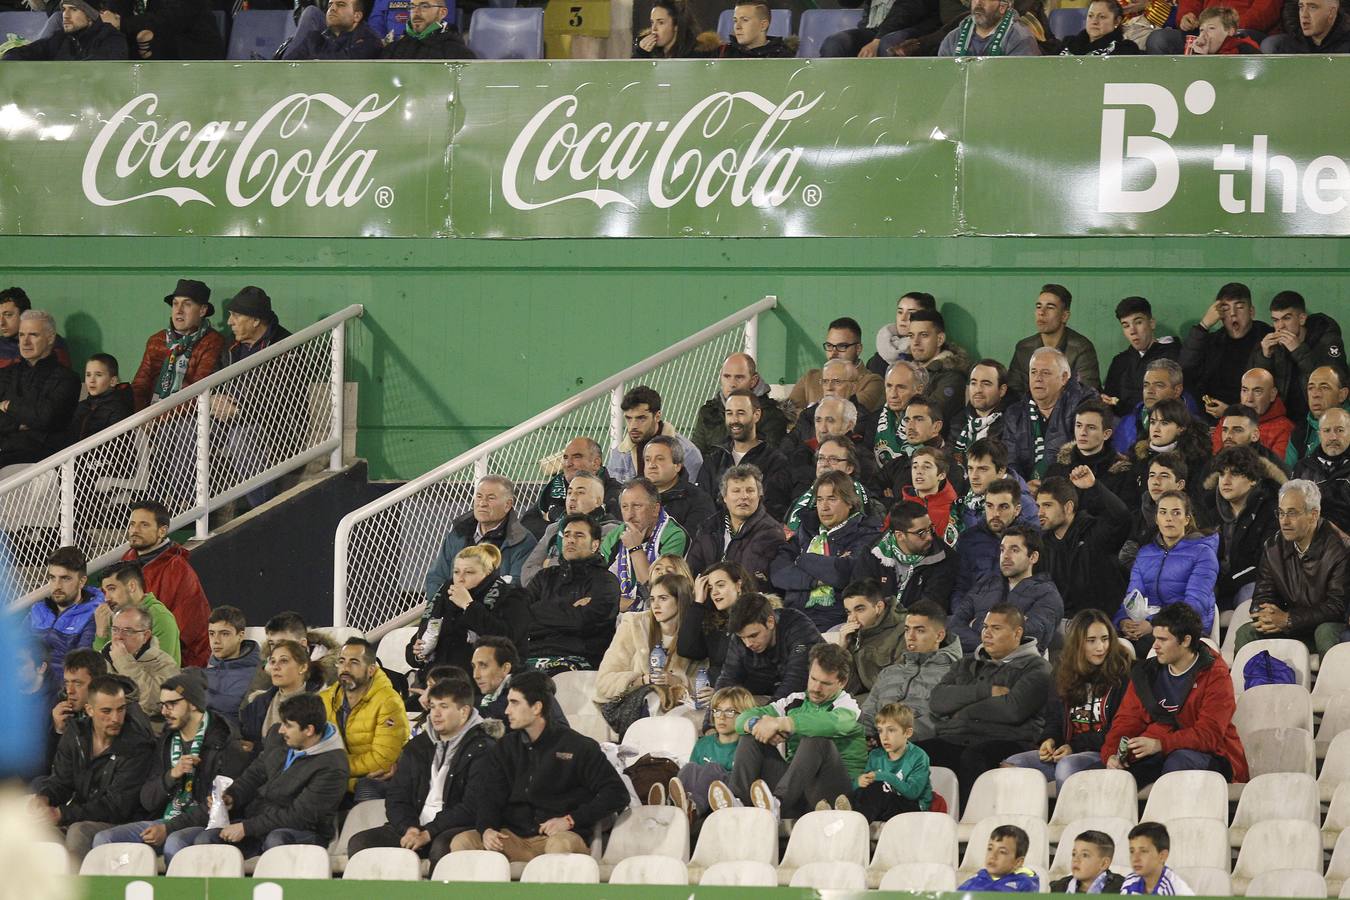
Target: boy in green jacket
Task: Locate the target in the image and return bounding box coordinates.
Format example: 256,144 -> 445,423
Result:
849,702 -> 932,820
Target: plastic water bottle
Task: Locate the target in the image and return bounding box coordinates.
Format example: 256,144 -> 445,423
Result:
420,618 -> 443,661
693,666 -> 710,709
649,644 -> 667,678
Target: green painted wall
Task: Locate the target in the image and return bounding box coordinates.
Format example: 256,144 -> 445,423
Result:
4,235 -> 1347,481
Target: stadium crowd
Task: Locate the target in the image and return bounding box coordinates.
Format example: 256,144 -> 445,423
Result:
14,280 -> 1350,889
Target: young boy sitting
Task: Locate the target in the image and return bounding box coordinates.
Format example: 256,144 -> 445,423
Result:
959,824 -> 1041,892
69,353 -> 133,443
847,702 -> 931,819
1049,829 -> 1125,894
1121,822 -> 1193,895
666,686 -> 752,823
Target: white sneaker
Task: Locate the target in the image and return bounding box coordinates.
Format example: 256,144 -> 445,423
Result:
750,779 -> 781,819
647,782 -> 666,806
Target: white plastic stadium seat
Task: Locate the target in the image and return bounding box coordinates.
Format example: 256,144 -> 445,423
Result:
432,850 -> 511,882
569,713 -> 614,743
957,768 -> 1048,841
554,669 -> 601,717
1141,769 -> 1229,824
789,860 -> 867,890
930,765 -> 960,820
1229,772 -> 1319,846
1230,819 -> 1323,895
686,808 -> 777,882
958,814 -> 1049,882
879,862 -> 958,891
520,852 -> 600,883
1247,869 -> 1328,898
776,808 -> 869,885
1320,733 -> 1350,802
699,860 -> 778,886
1163,817 -> 1232,871
1221,599 -> 1253,663
1176,866 -> 1234,896
608,854 -> 691,885
1234,684 -> 1314,738
331,798 -> 387,870
1047,769 -> 1138,841
343,847 -> 421,881
598,806 -> 688,880
1326,785 -> 1350,851
621,716 -> 697,766
253,844 -> 332,879
1320,695 -> 1350,758
1048,817 -> 1133,878
1232,638 -> 1312,693
1328,830 -> 1350,896
166,844 -> 245,877
867,811 -> 958,887
1314,644 -> 1350,712
375,626 -> 418,675
79,843 -> 157,876
1246,726 -> 1316,780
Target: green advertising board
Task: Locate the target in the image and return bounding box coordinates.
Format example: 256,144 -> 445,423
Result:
0,58 -> 1347,238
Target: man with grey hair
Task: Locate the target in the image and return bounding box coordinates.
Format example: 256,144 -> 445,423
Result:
104,605 -> 182,719
525,435 -> 622,537
643,434 -> 715,532
686,463 -> 787,584
698,389 -> 792,520
869,359 -> 930,465
1111,357 -> 1192,454
1237,478 -> 1349,657
424,475 -> 538,597
789,358 -> 876,448
690,353 -> 788,456
599,478 -> 687,610
1002,347 -> 1098,486
786,397 -> 874,499
1294,407 -> 1350,534
0,309 -> 80,465
520,472 -> 620,587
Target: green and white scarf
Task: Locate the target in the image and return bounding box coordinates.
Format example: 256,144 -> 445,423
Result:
955,6 -> 1016,56
787,479 -> 869,532
154,323 -> 212,401
874,407 -> 908,463
1028,398 -> 1050,479
162,711 -> 210,821
871,531 -> 926,601
954,410 -> 1002,458
804,514 -> 860,609
614,508 -> 670,602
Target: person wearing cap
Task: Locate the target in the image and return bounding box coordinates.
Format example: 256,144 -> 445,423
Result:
131,279 -> 225,411
2,0 -> 128,60
89,670 -> 249,865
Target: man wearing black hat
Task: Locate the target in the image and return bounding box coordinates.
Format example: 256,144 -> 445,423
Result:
222,287 -> 291,367
131,279 -> 224,411
1,0 -> 128,60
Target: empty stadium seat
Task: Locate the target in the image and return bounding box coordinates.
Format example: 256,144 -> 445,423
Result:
607,854 -> 689,885
432,849 -> 511,882
0,10 -> 46,41
1048,817 -> 1133,878
467,8 -> 543,59
880,862 -> 959,891
1140,769 -> 1228,824
1235,684 -> 1315,740
1177,866 -> 1235,896
79,843 -> 156,877
1247,726 -> 1316,781
1321,695 -> 1350,759
931,766 -> 961,820
598,806 -> 689,881
699,860 -> 778,886
553,669 -> 600,717
715,7 -> 791,40
332,799 -> 387,871
226,9 -> 297,59
375,625 -> 418,675
1328,831 -> 1350,897
166,844 -> 245,878
622,716 -> 696,766
1229,772 -> 1319,846
253,844 -> 332,880
521,852 -> 600,883
1048,6 -> 1086,38
1327,784 -> 1350,851
1163,817 -> 1233,871
1321,733 -> 1350,802
959,814 -> 1049,882
1231,819 -> 1323,895
776,809 -> 869,885
1221,599 -> 1253,663
343,847 -> 421,880
1247,869 -> 1329,898
1047,769 -> 1138,841
867,811 -> 959,887
1315,644 -> 1350,712
795,8 -> 861,57
958,767 -> 1048,841
686,807 -> 777,882
789,860 -> 868,890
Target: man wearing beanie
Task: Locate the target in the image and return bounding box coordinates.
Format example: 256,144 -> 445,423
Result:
2,0 -> 128,60
90,669 -> 249,865
131,279 -> 224,411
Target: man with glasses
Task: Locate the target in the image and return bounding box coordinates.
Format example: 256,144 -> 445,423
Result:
282,0 -> 382,59
857,500 -> 958,612
789,317 -> 883,416
380,0 -> 476,57
103,606 -> 181,719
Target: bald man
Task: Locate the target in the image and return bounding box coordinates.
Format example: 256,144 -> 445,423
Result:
1296,367 -> 1350,460
1293,407 -> 1350,535
690,353 -> 788,456
1211,369 -> 1294,464
525,435 -> 623,536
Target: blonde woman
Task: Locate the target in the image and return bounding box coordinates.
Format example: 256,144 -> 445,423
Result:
408,543 -> 531,677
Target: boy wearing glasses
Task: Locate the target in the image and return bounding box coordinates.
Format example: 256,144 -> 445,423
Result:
664,686 -> 753,823
104,606 -> 181,720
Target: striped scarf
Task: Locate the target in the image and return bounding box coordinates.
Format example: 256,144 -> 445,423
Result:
787,479 -> 869,532
874,407 -> 908,463
1028,398 -> 1050,479
954,410 -> 1001,458
955,6 -> 1016,55
614,509 -> 670,601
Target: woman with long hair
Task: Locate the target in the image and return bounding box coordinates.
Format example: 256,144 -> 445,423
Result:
407,543 -> 531,678
680,561 -> 756,686
1131,398 -> 1212,513
239,639 -> 325,754
632,0 -> 703,58
1003,609 -> 1132,789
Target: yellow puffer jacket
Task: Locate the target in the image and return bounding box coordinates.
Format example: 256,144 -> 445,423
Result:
319,667 -> 410,792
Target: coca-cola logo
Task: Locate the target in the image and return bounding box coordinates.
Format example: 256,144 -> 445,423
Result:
81,92 -> 398,209
501,90 -> 824,212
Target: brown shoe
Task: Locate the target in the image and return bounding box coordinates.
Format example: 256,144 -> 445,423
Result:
647,782 -> 666,806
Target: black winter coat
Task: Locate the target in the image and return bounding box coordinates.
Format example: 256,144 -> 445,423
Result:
1045,440 -> 1138,510
1,20 -> 128,59
714,607 -> 823,700
380,25 -> 476,57
678,600 -> 733,683
1059,25 -> 1142,54
1208,473 -> 1280,607
854,535 -> 960,613
386,723 -> 495,836
1251,312 -> 1346,420
226,727 -> 349,841
67,383 -> 134,444
109,0 -> 224,58
141,713 -> 250,833
1001,379 -> 1098,481
1039,482 -> 1131,617
1294,446 -> 1350,536
1252,521 -> 1350,638
523,554 -> 619,664
409,571 -> 532,675
770,513 -> 883,631
37,711 -> 155,826
659,471 -> 716,534
0,354 -> 80,463
1040,678 -> 1127,753
684,504 -> 787,587
1102,339 -> 1179,415
1181,320 -> 1273,409
697,439 -> 794,522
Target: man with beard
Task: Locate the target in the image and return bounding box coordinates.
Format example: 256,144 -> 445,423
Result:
690,353 -> 788,455
131,280 -> 224,410
949,359 -> 1010,462
521,473 -> 620,587
938,0 -> 1041,54
698,389 -> 792,520
318,638 -> 410,802
607,385 -> 702,483
951,478 -> 1024,609
530,515 -> 622,669
28,547 -> 102,685
856,501 -> 959,612
120,501 -> 211,667
1206,368 -> 1296,466
525,437 -> 622,537
1035,469 -> 1130,618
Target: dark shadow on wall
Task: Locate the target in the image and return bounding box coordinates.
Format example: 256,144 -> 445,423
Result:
63,311 -> 104,370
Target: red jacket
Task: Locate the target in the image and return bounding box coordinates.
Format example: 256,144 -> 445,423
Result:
1101,645 -> 1249,782
131,329 -> 226,412
1178,0 -> 1281,34
902,480 -> 959,545
122,542 -> 211,667
1212,396 -> 1294,461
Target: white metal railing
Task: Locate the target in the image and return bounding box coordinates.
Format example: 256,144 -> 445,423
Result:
0,303 -> 364,607
334,295 -> 777,634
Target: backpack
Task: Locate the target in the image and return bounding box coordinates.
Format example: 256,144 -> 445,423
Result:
1243,650 -> 1296,689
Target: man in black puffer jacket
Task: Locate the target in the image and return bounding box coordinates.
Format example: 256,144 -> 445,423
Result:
380,0 -> 475,57
3,0 -> 127,59
715,591 -> 824,700
522,514 -> 620,673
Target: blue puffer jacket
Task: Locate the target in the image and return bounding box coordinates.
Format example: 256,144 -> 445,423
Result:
207,640 -> 262,724
27,587 -> 103,683
367,0 -> 412,40
1117,532 -> 1220,635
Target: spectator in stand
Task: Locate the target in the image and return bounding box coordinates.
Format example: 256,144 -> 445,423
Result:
715,0 -> 792,55
1036,469 -> 1131,618
1122,823 -> 1193,896
711,643 -> 865,817
367,0 -> 411,41
30,674 -> 155,858
411,543 -> 531,680
922,604 -> 1053,807
681,562 -> 754,685
949,525 -> 1063,655
849,702 -> 933,820
0,310 -> 79,464
1253,290 -> 1347,421
687,464 -> 786,586
96,562 -> 181,664
206,606 -> 259,724
856,500 -> 959,612
347,671 -> 495,870
952,476 -> 1031,605
425,476 -> 536,599
121,500 -> 211,667
1003,348 -> 1098,486
632,0 -> 705,56
1184,6 -> 1263,50
666,686 -> 752,823
958,824 -> 1041,893
103,0 -> 223,58
838,579 -> 905,699
1128,397 -> 1213,513
522,473 -> 619,587
785,436 -> 883,534
1007,285 -> 1100,396
239,639 -> 326,755
608,385 -> 702,483
1060,0 -> 1142,52
27,547 -> 101,685
599,479 -> 687,611
1118,491 -> 1219,655
691,354 -> 788,456
1102,603 -> 1247,787
20,642 -> 57,732
193,693 -> 349,855
1294,407 -> 1350,533
1296,366 -> 1350,461
2,0 -> 127,59
1110,358 -> 1192,455
859,600 -> 961,740
788,404 -> 882,505
900,446 -> 960,546
771,471 -> 883,633
870,360 -> 928,466
526,514 -> 621,673
1046,399 -> 1136,505
908,310 -> 972,427
697,390 -> 792,520
380,0 -> 475,56
644,435 -> 715,532
246,611 -> 339,696
132,281 -> 224,411
282,0 -> 382,58
319,638 -> 409,802
90,670 -> 249,864
1236,480 -> 1349,656
1206,446 -> 1282,612
949,359 -> 1010,462
66,354 -> 132,445
1003,609 -> 1130,790
939,0 -> 1042,53
820,0 -> 934,59
715,590 -> 823,699
788,360 -> 876,453
1210,403 -> 1291,477
1264,0 -> 1350,49
525,437 -> 621,538
450,671 -> 629,860
1146,0 -> 1274,51
957,438 -> 1039,534
790,317 -> 883,416
104,606 -> 181,719
1050,830 -> 1126,894
44,649 -> 107,771
1183,283 -> 1272,419
1101,298 -> 1179,417
1207,368 -> 1296,465
880,396 -> 952,500
469,637 -> 570,727
1119,452 -> 1191,569
867,292 -> 936,376
0,288 -> 71,368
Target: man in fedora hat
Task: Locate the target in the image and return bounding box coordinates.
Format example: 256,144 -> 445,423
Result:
222,287 -> 291,367
131,279 -> 225,411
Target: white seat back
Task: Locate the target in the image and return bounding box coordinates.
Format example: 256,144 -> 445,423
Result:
958,767 -> 1048,839
431,849 -> 511,882
688,807 -> 777,870
959,814 -> 1049,877
253,844 -> 332,879
1324,732 -> 1350,802
1234,684 -> 1314,736
342,847 -> 421,881
1248,869 -> 1329,898
699,860 -> 777,886
621,716 -> 697,766
1326,828 -> 1350,897
1048,816 -> 1133,878
553,670 -> 600,717
1232,638 -> 1311,692
779,809 -> 870,869
1246,726 -> 1316,780
1141,770 -> 1229,824
930,765 -> 960,820
78,843 -> 156,877
1319,694 -> 1350,757
1164,817 -> 1233,871
608,854 -> 690,885
1231,820 -> 1324,894
1230,772 -> 1319,845
332,798 -> 388,869
520,852 -> 600,883
600,806 -> 689,864
1314,644 -> 1350,712
879,862 -> 958,891
1175,866 -> 1233,896
1047,769 -> 1138,840
789,861 -> 867,890
165,844 -> 245,878
375,626 -> 418,675
869,811 -> 959,871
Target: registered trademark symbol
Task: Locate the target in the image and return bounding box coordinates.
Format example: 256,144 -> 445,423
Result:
374,186 -> 394,209
801,184 -> 822,207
